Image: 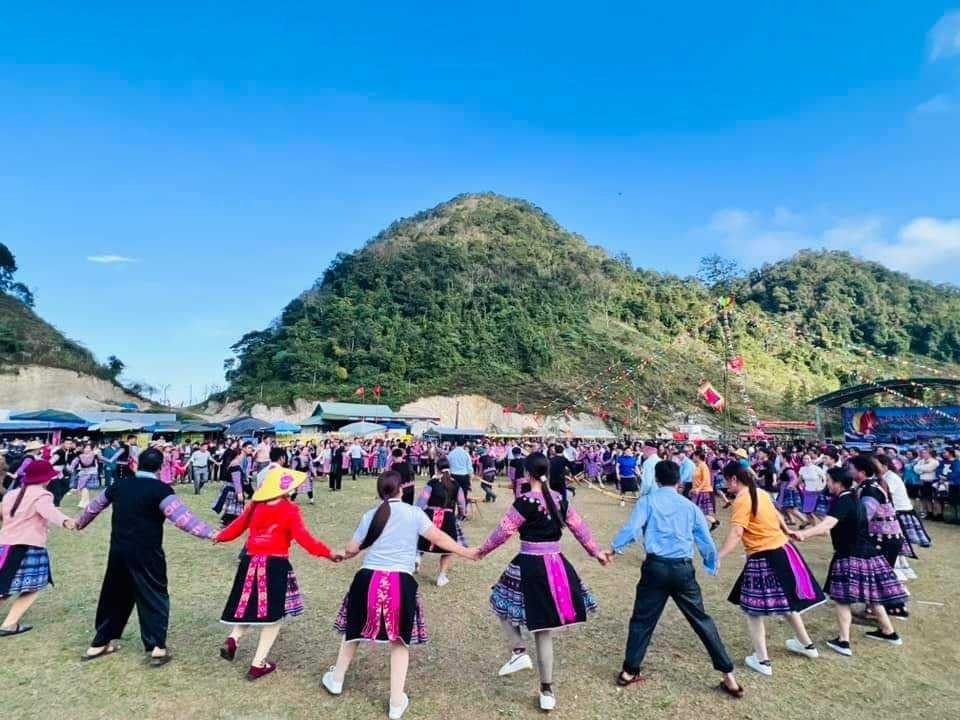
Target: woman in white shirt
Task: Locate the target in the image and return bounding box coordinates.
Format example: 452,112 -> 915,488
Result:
798,454 -> 829,520
323,471 -> 477,720
913,447 -> 940,519
879,456 -> 930,578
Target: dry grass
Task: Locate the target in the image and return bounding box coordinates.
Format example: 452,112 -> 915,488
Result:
3,480 -> 958,720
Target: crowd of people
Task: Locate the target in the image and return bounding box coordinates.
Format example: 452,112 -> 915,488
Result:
0,429 -> 953,717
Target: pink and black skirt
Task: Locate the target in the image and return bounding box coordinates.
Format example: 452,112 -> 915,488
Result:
692,491 -> 715,516
490,541 -> 598,633
334,568 -> 428,646
728,544 -> 826,616
417,507 -> 467,554
824,553 -> 909,606
220,554 -> 303,625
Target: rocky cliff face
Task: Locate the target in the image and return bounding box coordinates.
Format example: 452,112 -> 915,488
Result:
0,365 -> 145,412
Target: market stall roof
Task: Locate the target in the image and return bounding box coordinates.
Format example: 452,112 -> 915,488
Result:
223,416 -> 273,435
8,409 -> 89,428
338,421 -> 388,437
0,420 -> 64,432
89,419 -> 143,433
807,377 -> 960,409
302,402 -> 439,425
422,426 -> 486,438
272,421 -> 302,433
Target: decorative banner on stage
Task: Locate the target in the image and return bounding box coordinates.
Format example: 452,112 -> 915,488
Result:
842,406 -> 960,443
727,355 -> 745,374
698,382 -> 726,412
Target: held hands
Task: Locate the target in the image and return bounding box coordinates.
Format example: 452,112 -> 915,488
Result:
788,530 -> 805,543
597,550 -> 615,566
462,547 -> 482,562
330,551 -> 346,563
62,518 -> 77,530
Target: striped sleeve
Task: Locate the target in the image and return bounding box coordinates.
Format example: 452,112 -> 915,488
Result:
159,495 -> 215,539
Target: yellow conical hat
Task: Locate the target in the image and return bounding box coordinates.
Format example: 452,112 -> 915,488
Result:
252,466 -> 307,502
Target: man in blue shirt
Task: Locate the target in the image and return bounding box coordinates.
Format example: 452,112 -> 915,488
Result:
447,439 -> 474,501
677,447 -> 696,498
609,461 -> 743,697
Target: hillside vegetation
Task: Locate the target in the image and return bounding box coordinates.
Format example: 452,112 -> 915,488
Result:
223,194 -> 960,431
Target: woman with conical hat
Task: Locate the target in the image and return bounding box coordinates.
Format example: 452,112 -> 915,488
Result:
215,466 -> 340,680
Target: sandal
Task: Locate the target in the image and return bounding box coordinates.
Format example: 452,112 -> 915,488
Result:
150,651 -> 173,668
717,681 -> 745,699
0,623 -> 33,637
81,643 -> 120,662
615,671 -> 645,687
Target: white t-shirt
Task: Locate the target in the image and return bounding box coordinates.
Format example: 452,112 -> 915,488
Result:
190,450 -> 211,467
352,500 -> 433,574
883,470 -> 912,512
799,464 -> 826,492
349,443 -> 364,459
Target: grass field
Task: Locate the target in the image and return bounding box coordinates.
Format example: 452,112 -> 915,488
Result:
3,479 -> 958,720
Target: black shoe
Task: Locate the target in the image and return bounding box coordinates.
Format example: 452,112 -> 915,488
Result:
826,637 -> 853,656
865,630 -> 902,646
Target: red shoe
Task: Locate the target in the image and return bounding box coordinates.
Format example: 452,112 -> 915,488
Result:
220,637 -> 237,662
247,661 -> 277,681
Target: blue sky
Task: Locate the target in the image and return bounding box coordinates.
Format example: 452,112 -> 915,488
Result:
2,3 -> 959,404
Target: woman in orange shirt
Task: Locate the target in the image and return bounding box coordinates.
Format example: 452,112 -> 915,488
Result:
690,450 -> 718,530
718,464 -> 825,677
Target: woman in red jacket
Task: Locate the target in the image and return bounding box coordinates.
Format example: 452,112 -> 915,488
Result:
214,466 -> 341,680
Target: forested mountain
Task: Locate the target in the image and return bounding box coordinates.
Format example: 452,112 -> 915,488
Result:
224,194 -> 959,429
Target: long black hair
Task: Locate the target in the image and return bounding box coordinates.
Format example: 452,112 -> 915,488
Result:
359,471 -> 402,550
434,457 -> 458,510
526,452 -> 565,528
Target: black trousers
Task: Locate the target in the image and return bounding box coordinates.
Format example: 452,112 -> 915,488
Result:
92,548 -> 170,652
453,473 -> 471,498
623,556 -> 734,675
329,470 -> 342,491
50,474 -> 71,507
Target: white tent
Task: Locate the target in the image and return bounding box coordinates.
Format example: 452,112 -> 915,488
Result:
338,421 -> 388,438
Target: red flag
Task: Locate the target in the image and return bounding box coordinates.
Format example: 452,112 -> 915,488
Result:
727,355 -> 745,374
624,397 -> 634,408
372,385 -> 382,398
355,386 -> 365,397
698,381 -> 725,412
514,402 -> 524,413
502,405 -> 512,414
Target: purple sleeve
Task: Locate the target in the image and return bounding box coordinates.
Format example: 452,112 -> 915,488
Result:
565,505 -> 602,558
862,496 -> 880,521
231,467 -> 243,495
159,495 -> 215,539
478,506 -> 525,558
457,488 -> 466,516
75,490 -> 112,529
415,485 -> 432,509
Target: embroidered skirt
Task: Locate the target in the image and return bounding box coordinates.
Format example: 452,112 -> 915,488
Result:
896,510 -> 931,549
0,545 -> 53,597
74,470 -> 99,490
728,545 -> 825,616
334,569 -> 428,646
417,507 -> 467,554
825,554 -> 909,606
220,554 -> 303,625
692,491 -> 715,516
801,490 -> 829,514
490,543 -> 598,633
777,487 -> 803,510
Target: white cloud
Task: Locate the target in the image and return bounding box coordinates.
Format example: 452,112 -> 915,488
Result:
928,10 -> 960,62
702,209 -> 959,283
861,218 -> 960,280
914,93 -> 956,114
87,255 -> 137,264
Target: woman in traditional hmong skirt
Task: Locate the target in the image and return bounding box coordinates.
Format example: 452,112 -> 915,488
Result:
69,444 -> 100,509
794,466 -> 908,655
477,452 -> 607,713
849,457 -> 910,618
324,471 -> 474,720
215,467 -> 337,680
719,464 -> 825,677
776,467 -> 810,528
213,453 -> 247,527
415,458 -> 467,587
0,461 -> 74,636
321,443 -> 333,476
159,445 -> 175,485
798,454 -> 829,519
584,449 -> 601,484
690,450 -> 718,529
879,456 -> 927,582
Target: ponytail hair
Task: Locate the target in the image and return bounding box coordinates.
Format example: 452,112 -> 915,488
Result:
723,462 -> 759,517
525,452 -> 566,528
359,471 -> 401,550
435,457 -> 458,510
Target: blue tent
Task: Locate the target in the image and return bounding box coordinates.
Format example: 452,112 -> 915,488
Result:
272,421 -> 301,434
9,409 -> 89,429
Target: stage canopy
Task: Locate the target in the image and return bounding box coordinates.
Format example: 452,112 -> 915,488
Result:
807,377 -> 960,408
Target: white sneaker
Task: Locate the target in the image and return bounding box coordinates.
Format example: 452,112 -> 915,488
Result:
745,654 -> 773,676
436,573 -> 449,587
539,691 -> 556,711
785,638 -> 819,659
498,652 -> 533,676
388,693 -> 409,719
321,667 -> 343,695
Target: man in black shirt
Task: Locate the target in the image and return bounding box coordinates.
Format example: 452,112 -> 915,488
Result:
76,448 -> 215,666
548,444 -> 571,503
